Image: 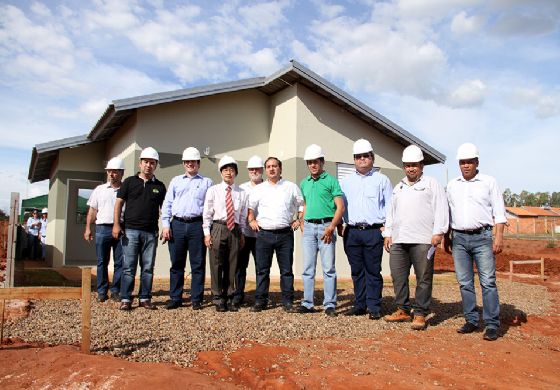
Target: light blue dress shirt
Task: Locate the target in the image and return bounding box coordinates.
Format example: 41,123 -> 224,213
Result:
162,173 -> 213,228
341,168 -> 393,225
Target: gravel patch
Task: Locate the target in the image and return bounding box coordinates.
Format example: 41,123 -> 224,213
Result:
4,276 -> 551,367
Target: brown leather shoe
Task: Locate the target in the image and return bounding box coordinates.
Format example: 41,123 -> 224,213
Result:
139,300 -> 157,310
119,301 -> 132,311
384,308 -> 412,322
411,315 -> 427,330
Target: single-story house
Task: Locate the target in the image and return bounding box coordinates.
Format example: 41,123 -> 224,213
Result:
28,60 -> 445,278
506,206 -> 560,235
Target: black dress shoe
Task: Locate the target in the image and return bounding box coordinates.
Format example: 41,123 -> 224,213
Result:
166,300 -> 182,310
483,327 -> 498,341
457,322 -> 479,334
228,301 -> 240,312
192,302 -> 203,310
325,307 -> 337,317
369,311 -> 382,320
216,302 -> 228,312
298,306 -> 316,314
97,295 -> 108,303
250,303 -> 267,312
139,300 -> 157,310
283,303 -> 297,313
344,307 -> 367,316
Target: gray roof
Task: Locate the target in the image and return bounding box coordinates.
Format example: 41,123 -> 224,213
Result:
30,60 -> 445,182
28,135 -> 93,182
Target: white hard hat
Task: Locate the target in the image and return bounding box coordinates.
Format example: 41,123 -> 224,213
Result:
247,155 -> 264,169
402,145 -> 424,163
41,208 -> 48,214
456,143 -> 479,160
140,147 -> 159,161
303,144 -> 325,160
105,157 -> 125,170
182,147 -> 201,161
353,139 -> 373,154
218,155 -> 237,171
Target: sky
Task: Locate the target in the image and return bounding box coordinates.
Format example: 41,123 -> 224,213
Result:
1,0 -> 559,212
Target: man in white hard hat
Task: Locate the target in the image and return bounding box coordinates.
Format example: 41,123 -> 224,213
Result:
85,157 -> 125,302
39,208 -> 48,260
382,145 -> 449,330
248,157 -> 304,313
161,147 -> 213,310
298,144 -> 344,317
340,139 -> 392,319
203,156 -> 248,312
444,143 -> 506,341
113,147 -> 166,310
233,155 -> 264,308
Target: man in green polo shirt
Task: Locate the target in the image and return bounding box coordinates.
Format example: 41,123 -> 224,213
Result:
298,144 -> 345,317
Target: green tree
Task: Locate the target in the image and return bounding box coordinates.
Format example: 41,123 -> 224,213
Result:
503,188 -> 512,206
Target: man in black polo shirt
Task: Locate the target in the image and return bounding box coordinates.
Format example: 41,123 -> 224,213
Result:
113,147 -> 166,310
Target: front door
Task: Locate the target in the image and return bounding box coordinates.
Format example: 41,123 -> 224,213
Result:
64,179 -> 102,265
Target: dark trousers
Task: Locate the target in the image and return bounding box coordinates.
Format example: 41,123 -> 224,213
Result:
95,224 -> 123,297
234,236 -> 256,304
209,223 -> 240,304
343,227 -> 384,314
389,243 -> 434,316
27,234 -> 41,259
254,229 -> 294,306
168,219 -> 206,303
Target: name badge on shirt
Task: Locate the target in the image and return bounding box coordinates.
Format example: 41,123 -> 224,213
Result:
152,188 -> 160,194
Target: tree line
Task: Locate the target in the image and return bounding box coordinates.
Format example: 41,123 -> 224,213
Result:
503,189 -> 560,207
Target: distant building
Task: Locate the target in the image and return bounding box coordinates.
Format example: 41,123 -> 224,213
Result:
28,60 -> 445,277
505,206 -> 560,235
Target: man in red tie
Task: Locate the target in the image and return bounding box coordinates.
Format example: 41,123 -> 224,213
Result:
203,156 -> 248,312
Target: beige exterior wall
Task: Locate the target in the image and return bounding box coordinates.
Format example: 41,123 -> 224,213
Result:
46,142 -> 105,267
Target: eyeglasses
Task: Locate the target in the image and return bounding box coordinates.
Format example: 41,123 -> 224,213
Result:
353,153 -> 372,160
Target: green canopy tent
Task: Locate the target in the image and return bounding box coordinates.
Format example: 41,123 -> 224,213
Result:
20,194 -> 48,223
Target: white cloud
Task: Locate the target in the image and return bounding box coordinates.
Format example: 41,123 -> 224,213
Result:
509,87 -> 560,118
448,79 -> 487,107
450,11 -> 485,35
491,13 -> 558,36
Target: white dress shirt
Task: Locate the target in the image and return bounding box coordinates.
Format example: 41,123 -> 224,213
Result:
87,183 -> 122,224
447,172 -> 507,230
248,179 -> 304,230
203,181 -> 248,236
383,175 -> 449,244
240,181 -> 259,238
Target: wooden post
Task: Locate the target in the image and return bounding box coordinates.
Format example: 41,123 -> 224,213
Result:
0,299 -> 5,344
509,261 -> 513,282
541,257 -> 545,281
81,267 -> 91,354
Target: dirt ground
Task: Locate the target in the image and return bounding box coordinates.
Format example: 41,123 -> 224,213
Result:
1,238 -> 560,389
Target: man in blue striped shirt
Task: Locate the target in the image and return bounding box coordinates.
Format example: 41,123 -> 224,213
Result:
340,139 -> 392,320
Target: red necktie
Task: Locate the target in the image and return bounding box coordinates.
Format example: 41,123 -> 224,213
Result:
226,186 -> 235,230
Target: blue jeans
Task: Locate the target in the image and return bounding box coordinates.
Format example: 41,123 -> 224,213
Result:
168,219 -> 206,303
95,225 -> 123,297
254,229 -> 294,306
343,227 -> 384,314
452,229 -> 500,330
301,221 -> 337,309
120,229 -> 157,302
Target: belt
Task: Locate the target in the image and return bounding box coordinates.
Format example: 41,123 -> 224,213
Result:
453,226 -> 492,235
348,223 -> 384,230
213,220 -> 238,227
305,217 -> 333,224
173,216 -> 202,223
97,223 -> 113,227
259,226 -> 292,234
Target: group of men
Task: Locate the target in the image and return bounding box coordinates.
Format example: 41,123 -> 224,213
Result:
84,139 -> 505,341
26,207 -> 48,260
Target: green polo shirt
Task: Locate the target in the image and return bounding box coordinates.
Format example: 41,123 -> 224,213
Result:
300,171 -> 343,220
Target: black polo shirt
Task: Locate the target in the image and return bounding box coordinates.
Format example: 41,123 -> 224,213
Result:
118,173 -> 166,232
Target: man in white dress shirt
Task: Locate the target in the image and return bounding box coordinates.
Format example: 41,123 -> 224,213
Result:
383,145 -> 449,330
84,157 -> 125,302
445,143 -> 506,341
203,156 -> 248,312
247,157 -> 304,313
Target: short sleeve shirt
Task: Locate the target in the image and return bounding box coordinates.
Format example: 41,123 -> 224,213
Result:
300,172 -> 343,220
117,174 -> 167,232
